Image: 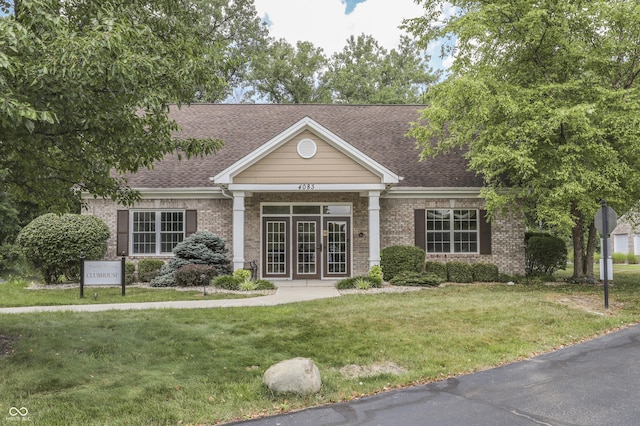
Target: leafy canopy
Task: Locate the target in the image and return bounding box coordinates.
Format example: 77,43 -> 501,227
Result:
0,0 -> 250,211
404,0 -> 640,278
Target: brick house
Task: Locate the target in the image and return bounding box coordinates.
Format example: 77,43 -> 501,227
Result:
82,104 -> 525,279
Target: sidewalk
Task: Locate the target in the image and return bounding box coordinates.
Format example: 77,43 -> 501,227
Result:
0,280 -> 341,314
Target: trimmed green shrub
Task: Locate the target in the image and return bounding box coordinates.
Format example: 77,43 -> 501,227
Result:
424,261 -> 448,281
151,231 -> 231,287
138,259 -> 164,282
125,262 -> 136,285
627,253 -> 638,264
16,213 -> 109,284
446,261 -> 473,283
389,271 -> 443,287
211,275 -> 240,290
254,280 -> 276,290
612,253 -> 627,264
380,245 -> 425,281
175,264 -> 217,287
471,263 -> 499,282
336,277 -> 358,289
525,232 -> 567,276
335,276 -> 383,290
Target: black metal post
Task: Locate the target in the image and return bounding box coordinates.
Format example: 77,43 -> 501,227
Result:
601,199 -> 609,309
121,253 -> 126,297
201,273 -> 207,296
79,252 -> 85,298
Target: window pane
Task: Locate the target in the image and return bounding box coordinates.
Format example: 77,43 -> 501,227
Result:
324,205 -> 351,215
160,211 -> 184,253
263,205 -> 290,215
293,205 -> 321,215
132,212 -> 156,254
427,232 -> 450,253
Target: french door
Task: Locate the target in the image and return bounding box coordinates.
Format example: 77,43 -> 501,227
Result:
262,215 -> 350,279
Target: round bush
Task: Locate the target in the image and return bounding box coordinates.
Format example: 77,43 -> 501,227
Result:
175,264 -> 217,287
137,259 -> 165,282
16,213 -> 109,284
526,233 -> 567,276
471,263 -> 499,282
446,261 -> 473,283
425,261 -> 448,281
380,245 -> 425,281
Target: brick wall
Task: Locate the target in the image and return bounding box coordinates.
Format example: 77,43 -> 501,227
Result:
380,197 -> 526,275
84,192 -> 525,276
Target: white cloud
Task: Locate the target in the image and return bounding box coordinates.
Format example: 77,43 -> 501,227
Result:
253,0 -> 424,56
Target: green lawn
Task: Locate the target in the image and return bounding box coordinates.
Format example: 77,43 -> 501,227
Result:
0,267 -> 639,424
0,279 -> 258,308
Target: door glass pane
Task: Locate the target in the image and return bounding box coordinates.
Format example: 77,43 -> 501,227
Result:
327,221 -> 347,274
324,205 -> 351,215
293,205 -> 321,215
266,221 -> 287,274
297,221 -> 316,274
263,205 -> 290,215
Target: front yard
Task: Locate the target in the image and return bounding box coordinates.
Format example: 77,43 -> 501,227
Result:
0,266 -> 639,424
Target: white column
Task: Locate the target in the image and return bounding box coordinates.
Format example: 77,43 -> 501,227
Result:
368,191 -> 381,268
232,191 -> 245,271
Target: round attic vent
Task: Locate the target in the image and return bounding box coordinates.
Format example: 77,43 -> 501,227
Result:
297,138 -> 317,159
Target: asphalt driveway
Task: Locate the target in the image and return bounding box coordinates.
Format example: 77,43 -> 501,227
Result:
230,323 -> 640,425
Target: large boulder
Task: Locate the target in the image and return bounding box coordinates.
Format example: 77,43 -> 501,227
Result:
263,358 -> 322,395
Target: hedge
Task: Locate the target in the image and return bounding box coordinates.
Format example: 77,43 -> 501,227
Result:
380,245 -> 425,281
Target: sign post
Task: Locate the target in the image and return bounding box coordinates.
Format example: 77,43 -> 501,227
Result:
594,200 -> 618,309
80,254 -> 127,298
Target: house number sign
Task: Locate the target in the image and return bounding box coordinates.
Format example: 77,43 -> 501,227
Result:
298,184 -> 316,190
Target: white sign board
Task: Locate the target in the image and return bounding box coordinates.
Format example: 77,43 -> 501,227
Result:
84,261 -> 122,286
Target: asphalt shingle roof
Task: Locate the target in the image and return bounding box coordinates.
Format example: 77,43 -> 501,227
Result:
121,104 -> 482,189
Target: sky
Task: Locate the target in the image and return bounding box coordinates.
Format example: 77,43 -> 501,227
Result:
253,0 -> 453,71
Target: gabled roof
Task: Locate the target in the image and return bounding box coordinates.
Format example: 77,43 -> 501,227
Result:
119,104 -> 483,190
213,116 -> 400,186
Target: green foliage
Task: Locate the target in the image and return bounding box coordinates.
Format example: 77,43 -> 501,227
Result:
174,264 -> 217,287
211,275 -> 240,291
446,262 -> 473,283
471,263 -> 499,282
335,276 -> 383,290
380,245 -> 425,281
627,253 -> 638,265
612,253 -> 627,264
151,231 -> 231,287
254,280 -> 276,290
526,234 -> 568,276
389,271 -> 443,287
125,262 -> 136,286
233,268 -> 252,281
15,213 -> 109,284
239,280 -> 258,291
405,0 -> 640,280
424,261 -> 448,281
0,0 -> 255,211
368,265 -> 384,285
0,243 -> 23,273
137,259 -> 164,283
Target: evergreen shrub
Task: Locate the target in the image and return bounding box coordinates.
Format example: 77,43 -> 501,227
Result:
627,253 -> 638,264
424,261 -> 448,281
380,245 -> 425,281
16,213 -> 109,284
471,263 -> 499,282
125,262 -> 136,285
611,253 -> 626,264
389,271 -> 443,287
525,232 -> 567,276
137,259 -> 164,282
446,261 -> 473,283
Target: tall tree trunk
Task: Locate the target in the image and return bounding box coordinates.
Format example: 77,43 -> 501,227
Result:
584,220 -> 597,279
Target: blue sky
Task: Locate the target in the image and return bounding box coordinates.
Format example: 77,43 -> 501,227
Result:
253,0 -> 454,72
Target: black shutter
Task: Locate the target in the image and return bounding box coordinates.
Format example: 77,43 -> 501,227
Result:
479,209 -> 492,255
415,209 -> 426,251
185,210 -> 197,236
116,210 -> 129,256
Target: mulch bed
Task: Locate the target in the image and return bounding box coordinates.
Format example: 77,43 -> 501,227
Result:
0,334 -> 18,357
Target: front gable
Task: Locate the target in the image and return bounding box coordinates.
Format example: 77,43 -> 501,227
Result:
212,117 -> 401,189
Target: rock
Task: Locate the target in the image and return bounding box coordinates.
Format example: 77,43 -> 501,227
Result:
263,357 -> 321,395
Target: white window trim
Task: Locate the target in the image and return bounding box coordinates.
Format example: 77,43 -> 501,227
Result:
426,209 -> 480,254
130,209 -> 185,256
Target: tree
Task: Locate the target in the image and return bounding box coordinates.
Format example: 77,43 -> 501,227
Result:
324,34 -> 437,104
247,39 -> 330,103
404,0 -> 640,280
0,0 -> 243,212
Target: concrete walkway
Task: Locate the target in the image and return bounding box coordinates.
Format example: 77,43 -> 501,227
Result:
0,280 -> 340,314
